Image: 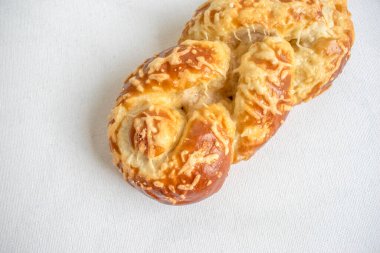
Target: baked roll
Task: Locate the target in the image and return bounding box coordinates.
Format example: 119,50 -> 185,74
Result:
108,0 -> 354,205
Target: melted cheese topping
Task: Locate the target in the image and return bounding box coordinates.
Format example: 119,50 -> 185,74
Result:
108,0 -> 354,203
232,37 -> 294,161
149,73 -> 170,83
211,123 -> 230,155
178,149 -> 219,177
181,0 -> 354,103
177,174 -> 202,191
236,37 -> 293,116
241,125 -> 270,143
109,40 -> 235,182
113,104 -> 186,180
147,47 -> 191,74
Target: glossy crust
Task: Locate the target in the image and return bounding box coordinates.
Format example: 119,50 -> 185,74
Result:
108,0 -> 354,205
109,40 -> 235,205
180,0 -> 354,161
233,37 -> 294,161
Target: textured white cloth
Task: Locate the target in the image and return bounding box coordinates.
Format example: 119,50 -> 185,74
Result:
0,1 -> 379,252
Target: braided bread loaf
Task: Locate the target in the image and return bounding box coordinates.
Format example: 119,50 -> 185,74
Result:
108,0 -> 354,205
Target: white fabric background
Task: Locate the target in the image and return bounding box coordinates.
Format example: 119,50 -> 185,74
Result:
0,0 -> 379,252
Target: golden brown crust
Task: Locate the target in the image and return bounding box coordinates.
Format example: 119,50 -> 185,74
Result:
180,0 -> 355,104
180,0 -> 354,162
233,37 -> 294,162
108,0 -> 354,205
108,40 -> 235,205
138,106 -> 233,205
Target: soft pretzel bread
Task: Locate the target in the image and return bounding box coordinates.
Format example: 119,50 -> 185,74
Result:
232,36 -> 294,161
109,41 -> 235,205
108,0 -> 354,205
180,0 -> 354,104
180,0 -> 354,162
